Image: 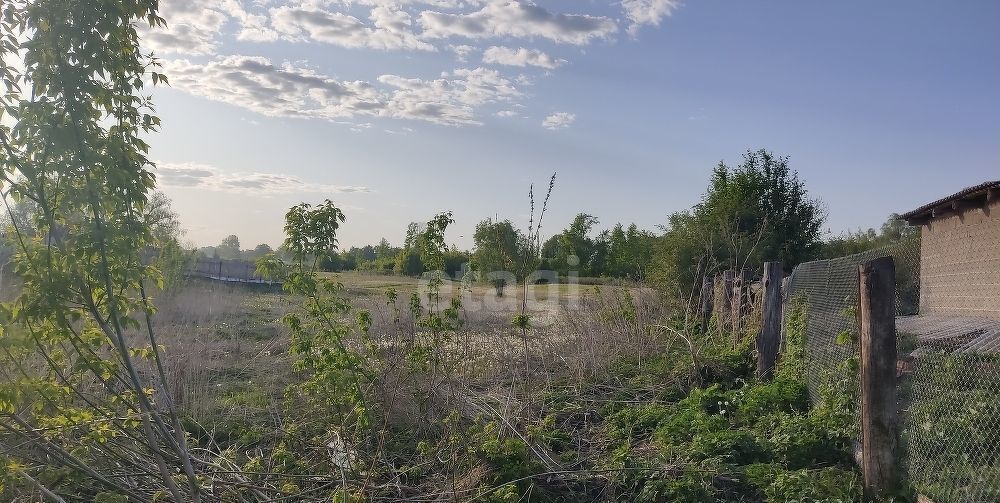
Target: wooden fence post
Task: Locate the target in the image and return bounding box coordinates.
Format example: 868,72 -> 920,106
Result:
858,256 -> 899,499
732,268 -> 752,344
757,261 -> 782,380
700,275 -> 714,330
715,270 -> 734,332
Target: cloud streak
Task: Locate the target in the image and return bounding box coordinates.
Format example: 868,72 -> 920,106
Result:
419,1 -> 618,45
156,162 -> 372,195
270,4 -> 435,51
482,46 -> 565,69
163,56 -> 521,126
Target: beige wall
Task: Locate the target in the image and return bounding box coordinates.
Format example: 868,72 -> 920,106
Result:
919,200 -> 1000,318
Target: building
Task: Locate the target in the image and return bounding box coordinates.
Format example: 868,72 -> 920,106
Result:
902,180 -> 1000,319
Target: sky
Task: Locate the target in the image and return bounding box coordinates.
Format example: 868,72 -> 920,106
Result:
144,0 -> 1000,250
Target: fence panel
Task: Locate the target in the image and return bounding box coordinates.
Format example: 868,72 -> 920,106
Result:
781,240 -> 1000,501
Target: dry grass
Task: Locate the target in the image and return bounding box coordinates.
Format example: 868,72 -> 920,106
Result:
142,280 -> 296,424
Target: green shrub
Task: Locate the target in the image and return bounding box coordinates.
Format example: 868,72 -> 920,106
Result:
744,465 -> 861,502
736,377 -> 810,423
608,403 -> 674,440
651,406 -> 728,449
688,428 -> 765,465
757,412 -> 852,469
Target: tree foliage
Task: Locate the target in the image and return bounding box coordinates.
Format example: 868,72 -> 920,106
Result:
0,1 -> 203,499
650,149 -> 825,294
471,218 -> 527,295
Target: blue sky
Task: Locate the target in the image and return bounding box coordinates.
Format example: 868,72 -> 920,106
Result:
146,0 -> 1000,250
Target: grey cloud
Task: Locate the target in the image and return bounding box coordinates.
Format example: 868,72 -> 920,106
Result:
270,4 -> 435,51
419,1 -> 618,45
156,162 -> 372,195
164,56 -> 521,127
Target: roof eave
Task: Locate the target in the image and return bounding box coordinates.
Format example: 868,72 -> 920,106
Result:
901,180 -> 1000,225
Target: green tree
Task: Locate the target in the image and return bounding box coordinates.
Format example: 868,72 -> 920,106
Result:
0,1 -> 202,499
820,213 -> 918,258
651,149 -> 825,294
217,234 -> 241,259
607,223 -> 628,277
543,213 -> 599,276
419,212 -> 454,272
144,192 -> 191,291
471,218 -> 526,296
395,247 -> 424,276
375,237 -> 394,259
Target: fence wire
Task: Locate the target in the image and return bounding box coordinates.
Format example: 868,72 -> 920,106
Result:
784,242 -> 920,408
781,239 -> 1000,502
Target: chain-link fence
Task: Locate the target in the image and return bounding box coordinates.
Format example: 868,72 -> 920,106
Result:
781,238 -> 1000,501
899,317 -> 1000,501
783,241 -> 920,406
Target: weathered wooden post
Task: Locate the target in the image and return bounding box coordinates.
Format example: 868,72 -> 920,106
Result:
757,261 -> 782,380
858,256 -> 899,499
700,275 -> 714,331
715,270 -> 734,332
732,268 -> 752,343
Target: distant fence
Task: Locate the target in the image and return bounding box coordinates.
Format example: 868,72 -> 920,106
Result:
187,257 -> 277,285
784,241 -> 1000,502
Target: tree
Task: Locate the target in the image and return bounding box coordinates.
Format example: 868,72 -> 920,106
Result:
375,238 -> 394,259
244,243 -> 273,260
145,191 -> 183,245
543,213 -> 599,276
217,234 -> 241,259
650,149 -> 825,295
607,223 -> 628,277
395,247 -> 423,276
144,192 -> 190,291
419,212 -> 454,272
0,1 -> 203,498
471,218 -> 526,296
820,213 -> 919,258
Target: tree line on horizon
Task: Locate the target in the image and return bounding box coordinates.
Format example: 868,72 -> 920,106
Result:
177,150 -> 919,293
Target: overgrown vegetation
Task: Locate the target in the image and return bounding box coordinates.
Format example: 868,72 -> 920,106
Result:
0,2 -> 943,501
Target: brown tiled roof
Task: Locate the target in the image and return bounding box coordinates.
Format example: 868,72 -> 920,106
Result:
901,180 -> 1000,223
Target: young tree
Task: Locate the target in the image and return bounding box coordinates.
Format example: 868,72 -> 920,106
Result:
471,218 -> 526,296
0,1 -> 203,499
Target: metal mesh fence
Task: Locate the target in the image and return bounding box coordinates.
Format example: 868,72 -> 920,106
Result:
899,318 -> 1000,501
783,241 -> 920,408
781,238 -> 1000,501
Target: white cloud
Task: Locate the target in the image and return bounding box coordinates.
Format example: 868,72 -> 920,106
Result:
163,56 -> 386,120
140,0 -> 229,55
156,162 -> 372,195
270,4 -> 435,50
419,1 -> 618,45
542,112 -> 575,129
163,55 -> 521,127
340,0 -> 482,7
449,44 -> 477,62
379,66 -> 520,125
621,0 -> 681,35
495,109 -> 518,117
482,46 -> 565,69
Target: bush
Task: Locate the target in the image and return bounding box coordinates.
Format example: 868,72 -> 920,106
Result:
735,376 -> 810,423
744,464 -> 861,502
757,411 -> 852,469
